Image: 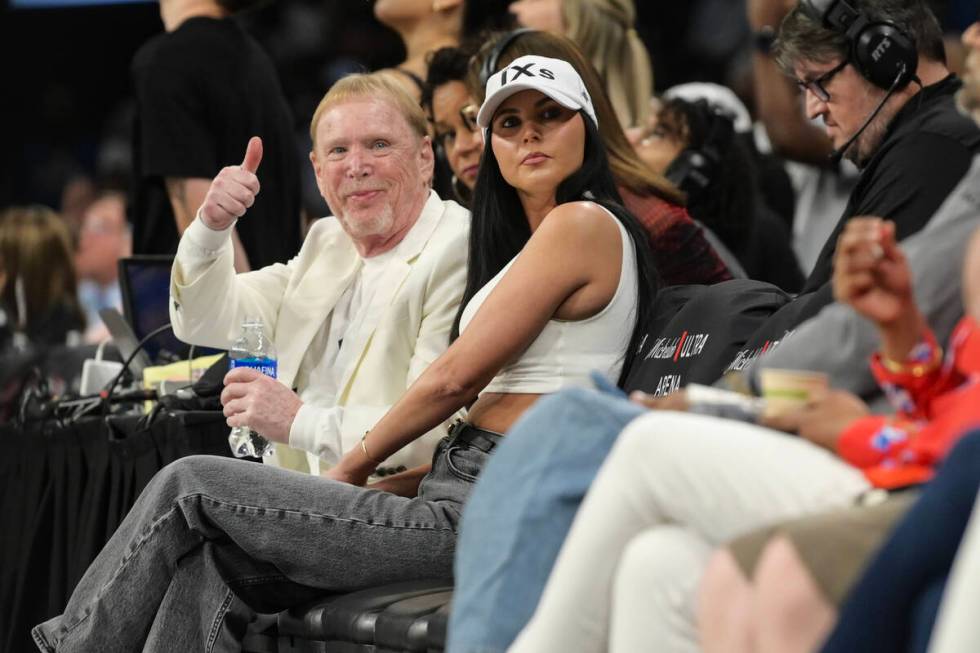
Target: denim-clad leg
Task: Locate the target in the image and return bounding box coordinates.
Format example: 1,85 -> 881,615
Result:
820,431 -> 980,653
32,434 -> 489,653
142,542 -> 254,653
446,385 -> 644,653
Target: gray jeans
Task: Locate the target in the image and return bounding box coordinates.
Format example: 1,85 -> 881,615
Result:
32,430 -> 494,652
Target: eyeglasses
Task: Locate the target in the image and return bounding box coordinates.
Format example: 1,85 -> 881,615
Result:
796,59 -> 849,102
459,104 -> 478,132
434,103 -> 479,150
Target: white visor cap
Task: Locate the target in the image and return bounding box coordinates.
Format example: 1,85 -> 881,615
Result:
477,55 -> 598,132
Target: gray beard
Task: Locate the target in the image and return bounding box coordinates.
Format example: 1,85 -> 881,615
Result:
845,95 -> 903,168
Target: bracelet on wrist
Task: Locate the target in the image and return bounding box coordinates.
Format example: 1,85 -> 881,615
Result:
878,341 -> 943,377
360,432 -> 384,467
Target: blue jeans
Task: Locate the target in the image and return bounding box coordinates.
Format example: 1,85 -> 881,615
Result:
820,430 -> 980,653
446,384 -> 644,653
32,429 -> 496,653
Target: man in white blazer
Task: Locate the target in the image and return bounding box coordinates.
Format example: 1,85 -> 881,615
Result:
169,72 -> 470,478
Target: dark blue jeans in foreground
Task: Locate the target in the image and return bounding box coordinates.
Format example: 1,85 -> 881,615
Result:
821,430 -> 980,653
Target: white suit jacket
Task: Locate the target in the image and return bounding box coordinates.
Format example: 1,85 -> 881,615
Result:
170,191 -> 470,474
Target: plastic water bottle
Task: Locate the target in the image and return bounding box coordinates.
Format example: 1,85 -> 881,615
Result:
227,316 -> 277,458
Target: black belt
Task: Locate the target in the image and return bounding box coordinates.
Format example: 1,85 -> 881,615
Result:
446,420 -> 504,454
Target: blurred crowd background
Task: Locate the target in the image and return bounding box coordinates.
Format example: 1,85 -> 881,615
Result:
2,0 -> 972,220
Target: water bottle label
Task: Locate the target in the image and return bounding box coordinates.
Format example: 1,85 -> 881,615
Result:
229,357 -> 278,378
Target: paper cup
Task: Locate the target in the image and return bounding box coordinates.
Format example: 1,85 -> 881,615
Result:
759,368 -> 829,418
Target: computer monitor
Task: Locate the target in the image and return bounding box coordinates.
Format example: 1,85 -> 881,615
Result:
98,307 -> 152,378
118,255 -> 220,362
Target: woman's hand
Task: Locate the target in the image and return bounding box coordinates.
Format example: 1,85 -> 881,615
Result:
629,389 -> 690,412
365,465 -> 431,497
762,390 -> 870,450
323,462 -> 370,487
323,447 -> 377,487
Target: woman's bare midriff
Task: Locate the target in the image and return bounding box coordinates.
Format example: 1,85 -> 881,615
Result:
466,392 -> 543,434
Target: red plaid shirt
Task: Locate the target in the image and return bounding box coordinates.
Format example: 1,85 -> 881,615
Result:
619,187 -> 732,287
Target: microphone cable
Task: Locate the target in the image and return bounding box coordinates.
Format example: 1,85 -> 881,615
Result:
100,322 -> 174,417
830,64 -> 907,164
15,324 -> 174,426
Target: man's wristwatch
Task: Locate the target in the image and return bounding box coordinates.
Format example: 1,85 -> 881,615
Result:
753,26 -> 777,56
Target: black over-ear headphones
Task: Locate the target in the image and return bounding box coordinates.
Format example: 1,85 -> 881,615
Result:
804,0 -> 917,90
478,28 -> 534,89
664,101 -> 735,197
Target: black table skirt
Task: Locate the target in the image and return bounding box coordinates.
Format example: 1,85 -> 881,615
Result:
0,410 -> 236,652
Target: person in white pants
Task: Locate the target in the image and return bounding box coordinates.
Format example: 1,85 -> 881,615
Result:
507,411 -> 870,653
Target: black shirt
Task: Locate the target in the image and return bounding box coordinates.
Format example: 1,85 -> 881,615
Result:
130,17 -> 302,269
802,74 -> 980,293
739,205 -> 805,294
742,73 -> 980,350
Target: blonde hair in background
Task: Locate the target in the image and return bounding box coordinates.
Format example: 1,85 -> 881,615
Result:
0,205 -> 84,331
562,0 -> 652,129
957,61 -> 980,125
309,71 -> 430,148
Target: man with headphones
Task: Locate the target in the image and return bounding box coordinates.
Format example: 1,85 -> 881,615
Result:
770,0 -> 980,300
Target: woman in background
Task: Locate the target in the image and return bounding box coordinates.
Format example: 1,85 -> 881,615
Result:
509,0 -> 652,130
373,0 -> 464,100
637,97 -> 804,292
422,45 -> 484,206
375,0 -> 514,101
0,205 -> 85,349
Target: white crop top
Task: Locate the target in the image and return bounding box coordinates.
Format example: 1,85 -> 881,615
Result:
459,203 -> 639,394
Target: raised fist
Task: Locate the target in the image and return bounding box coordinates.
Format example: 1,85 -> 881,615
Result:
832,217 -> 914,328
198,136 -> 263,231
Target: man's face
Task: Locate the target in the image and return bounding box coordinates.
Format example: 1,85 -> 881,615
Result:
794,58 -> 894,165
310,98 -> 434,245
76,194 -> 130,285
958,22 -> 980,125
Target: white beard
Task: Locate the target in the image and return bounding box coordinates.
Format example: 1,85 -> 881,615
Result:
337,202 -> 395,240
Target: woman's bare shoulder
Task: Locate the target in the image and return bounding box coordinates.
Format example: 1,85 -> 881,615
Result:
536,200 -> 621,245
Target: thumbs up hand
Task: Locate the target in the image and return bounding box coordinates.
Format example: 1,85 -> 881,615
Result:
198,136 -> 263,231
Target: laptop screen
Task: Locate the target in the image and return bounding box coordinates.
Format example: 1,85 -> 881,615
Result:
117,256 -> 221,361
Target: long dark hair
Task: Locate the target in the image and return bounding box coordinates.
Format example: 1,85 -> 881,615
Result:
662,98 -> 756,255
450,112 -> 659,385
